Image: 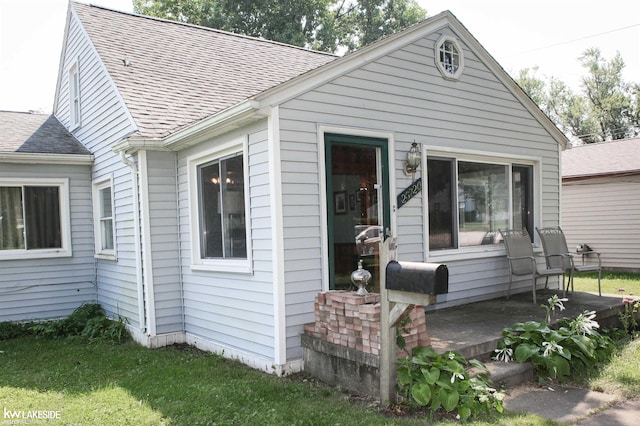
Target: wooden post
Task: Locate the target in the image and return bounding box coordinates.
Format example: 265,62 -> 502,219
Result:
379,236 -> 436,405
379,236 -> 397,404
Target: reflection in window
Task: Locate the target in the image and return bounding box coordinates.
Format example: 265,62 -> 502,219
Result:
198,154 -> 246,259
427,158 -> 534,250
458,162 -> 508,247
99,187 -> 114,251
0,186 -> 61,250
427,158 -> 454,249
439,40 -> 460,74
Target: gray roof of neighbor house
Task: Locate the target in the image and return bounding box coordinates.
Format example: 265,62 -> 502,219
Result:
562,137 -> 640,179
0,111 -> 91,155
70,2 -> 337,140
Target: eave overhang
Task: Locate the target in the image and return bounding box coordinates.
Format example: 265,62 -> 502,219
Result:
112,100 -> 264,153
0,152 -> 94,165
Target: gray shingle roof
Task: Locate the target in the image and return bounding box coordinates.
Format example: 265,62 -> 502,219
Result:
562,137 -> 640,179
0,111 -> 91,155
72,2 -> 337,140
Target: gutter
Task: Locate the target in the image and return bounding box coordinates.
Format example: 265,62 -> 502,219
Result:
119,150 -> 147,333
0,152 -> 94,165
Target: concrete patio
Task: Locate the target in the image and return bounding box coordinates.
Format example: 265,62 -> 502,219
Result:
425,289 -> 625,361
424,288 -> 627,388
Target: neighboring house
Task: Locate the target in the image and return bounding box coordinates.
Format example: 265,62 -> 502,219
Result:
0,2 -> 567,374
561,137 -> 640,273
0,111 -> 94,321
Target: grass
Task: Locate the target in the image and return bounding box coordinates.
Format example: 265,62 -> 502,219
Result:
570,271 -> 640,296
2,273 -> 639,425
0,337 -> 553,425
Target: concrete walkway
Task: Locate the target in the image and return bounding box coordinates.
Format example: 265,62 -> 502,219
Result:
503,384 -> 640,425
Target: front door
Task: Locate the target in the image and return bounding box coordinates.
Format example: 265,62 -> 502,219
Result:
325,134 -> 390,292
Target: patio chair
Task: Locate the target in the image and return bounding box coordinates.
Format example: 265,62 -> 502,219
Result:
499,229 -> 566,304
536,226 -> 602,296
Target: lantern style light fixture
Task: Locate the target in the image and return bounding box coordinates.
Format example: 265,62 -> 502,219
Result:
404,141 -> 421,175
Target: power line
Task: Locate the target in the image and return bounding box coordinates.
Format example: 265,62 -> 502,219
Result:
516,23 -> 640,55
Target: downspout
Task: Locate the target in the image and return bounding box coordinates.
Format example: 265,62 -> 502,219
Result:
120,150 -> 147,333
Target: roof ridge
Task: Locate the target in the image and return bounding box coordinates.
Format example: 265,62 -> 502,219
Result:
0,110 -> 49,116
569,136 -> 640,149
75,1 -> 336,58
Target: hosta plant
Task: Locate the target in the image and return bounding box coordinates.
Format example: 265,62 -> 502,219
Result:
397,346 -> 504,421
495,297 -> 616,382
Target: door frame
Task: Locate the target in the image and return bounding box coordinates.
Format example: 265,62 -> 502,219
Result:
320,129 -> 396,291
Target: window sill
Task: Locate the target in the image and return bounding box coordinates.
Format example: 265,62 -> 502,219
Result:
95,253 -> 117,261
190,260 -> 253,275
0,248 -> 72,261
428,245 -> 542,262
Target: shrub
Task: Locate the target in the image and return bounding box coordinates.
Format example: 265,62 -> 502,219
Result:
397,346 -> 504,421
495,296 -> 616,382
1,304 -> 129,343
0,321 -> 31,340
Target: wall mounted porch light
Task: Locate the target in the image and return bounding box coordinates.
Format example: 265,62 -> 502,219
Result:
404,141 -> 421,175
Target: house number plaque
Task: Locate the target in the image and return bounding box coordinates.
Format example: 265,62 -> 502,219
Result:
397,178 -> 422,209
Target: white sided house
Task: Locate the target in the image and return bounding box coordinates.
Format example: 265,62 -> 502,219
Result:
1,2 -> 567,374
561,138 -> 640,273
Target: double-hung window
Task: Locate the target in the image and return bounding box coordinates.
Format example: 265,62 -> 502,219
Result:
427,155 -> 534,251
188,139 -> 251,273
93,179 -> 115,259
0,179 -> 71,259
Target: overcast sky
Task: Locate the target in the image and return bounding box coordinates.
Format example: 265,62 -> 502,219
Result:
1,0 -> 638,113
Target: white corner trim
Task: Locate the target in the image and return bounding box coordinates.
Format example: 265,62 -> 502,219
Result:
138,150 -> 157,336
268,106 -> 287,366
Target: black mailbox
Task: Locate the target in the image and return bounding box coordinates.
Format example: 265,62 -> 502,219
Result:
386,261 -> 448,295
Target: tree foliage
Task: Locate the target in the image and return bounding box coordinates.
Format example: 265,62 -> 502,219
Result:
517,49 -> 639,144
133,0 -> 427,53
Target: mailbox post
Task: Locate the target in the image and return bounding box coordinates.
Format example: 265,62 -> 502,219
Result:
378,237 -> 448,405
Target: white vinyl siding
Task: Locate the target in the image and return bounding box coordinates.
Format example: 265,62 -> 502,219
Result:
276,26 -> 561,342
55,10 -> 140,327
178,122 -> 276,360
143,151 -> 183,334
0,163 -> 95,322
562,175 -> 640,273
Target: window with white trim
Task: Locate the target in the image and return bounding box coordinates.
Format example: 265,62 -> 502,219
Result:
188,140 -> 251,272
93,179 -> 115,258
427,156 -> 534,250
0,179 -> 71,259
69,62 -> 81,128
435,35 -> 464,80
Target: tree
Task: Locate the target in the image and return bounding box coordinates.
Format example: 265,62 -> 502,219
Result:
516,49 -> 639,144
133,0 -> 427,53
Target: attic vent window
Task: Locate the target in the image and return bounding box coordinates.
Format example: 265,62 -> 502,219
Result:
435,35 -> 464,80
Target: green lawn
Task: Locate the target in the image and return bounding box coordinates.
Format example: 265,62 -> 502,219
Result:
0,337 -> 551,425
2,272 -> 639,425
571,271 -> 640,296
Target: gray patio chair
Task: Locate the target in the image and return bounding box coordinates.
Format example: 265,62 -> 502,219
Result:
536,226 -> 602,296
499,229 -> 566,304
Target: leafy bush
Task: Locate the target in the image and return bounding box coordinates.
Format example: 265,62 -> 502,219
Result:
620,297 -> 640,337
0,304 -> 129,343
397,347 -> 504,421
0,321 -> 31,340
495,296 -> 616,382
